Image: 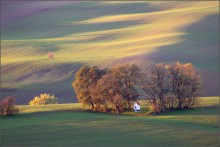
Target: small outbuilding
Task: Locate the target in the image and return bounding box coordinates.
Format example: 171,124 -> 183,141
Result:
134,102 -> 140,111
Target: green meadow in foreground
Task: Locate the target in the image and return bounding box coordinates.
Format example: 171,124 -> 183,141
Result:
1,97 -> 219,147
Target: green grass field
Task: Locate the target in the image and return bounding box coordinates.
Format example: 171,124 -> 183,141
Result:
1,97 -> 219,147
1,1 -> 219,104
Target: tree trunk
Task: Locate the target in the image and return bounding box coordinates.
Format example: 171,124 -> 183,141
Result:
91,103 -> 94,108
178,100 -> 182,109
127,99 -> 131,111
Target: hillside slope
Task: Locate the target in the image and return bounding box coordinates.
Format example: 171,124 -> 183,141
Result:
1,1 -> 219,104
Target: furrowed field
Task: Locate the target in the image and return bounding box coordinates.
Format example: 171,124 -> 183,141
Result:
1,97 -> 219,147
1,1 -> 219,104
1,1 -> 219,147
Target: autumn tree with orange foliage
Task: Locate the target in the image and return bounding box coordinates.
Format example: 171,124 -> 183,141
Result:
109,64 -> 141,111
72,66 -> 106,108
90,73 -> 125,114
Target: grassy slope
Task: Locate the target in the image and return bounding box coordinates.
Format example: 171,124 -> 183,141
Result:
1,97 -> 219,147
1,1 -> 219,104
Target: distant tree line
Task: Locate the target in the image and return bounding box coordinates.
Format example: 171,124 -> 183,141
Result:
72,62 -> 202,114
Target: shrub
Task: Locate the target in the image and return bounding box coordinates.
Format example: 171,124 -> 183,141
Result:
0,96 -> 19,116
29,93 -> 58,105
48,51 -> 54,60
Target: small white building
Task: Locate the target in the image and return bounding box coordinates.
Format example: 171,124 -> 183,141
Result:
134,102 -> 140,111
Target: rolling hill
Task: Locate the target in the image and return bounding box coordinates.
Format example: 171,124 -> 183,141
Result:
1,1 -> 219,104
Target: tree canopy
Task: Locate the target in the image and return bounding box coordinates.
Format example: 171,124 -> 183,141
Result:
73,62 -> 202,114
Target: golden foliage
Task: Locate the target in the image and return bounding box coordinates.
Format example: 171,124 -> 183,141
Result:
29,93 -> 58,106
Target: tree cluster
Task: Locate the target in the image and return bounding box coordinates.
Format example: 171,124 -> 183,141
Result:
141,62 -> 202,113
73,65 -> 141,114
73,62 -> 202,114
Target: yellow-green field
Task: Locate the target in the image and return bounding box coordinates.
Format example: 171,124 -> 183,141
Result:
1,97 -> 219,147
1,1 -> 219,104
